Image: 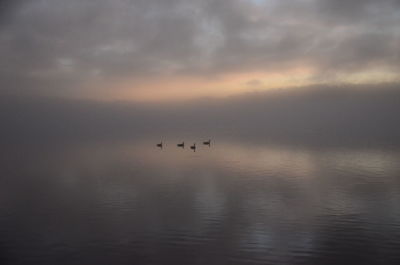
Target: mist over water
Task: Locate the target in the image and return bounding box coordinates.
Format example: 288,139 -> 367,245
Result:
1,85 -> 400,264
2,84 -> 400,148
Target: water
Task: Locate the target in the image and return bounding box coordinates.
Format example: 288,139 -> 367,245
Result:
1,138 -> 400,265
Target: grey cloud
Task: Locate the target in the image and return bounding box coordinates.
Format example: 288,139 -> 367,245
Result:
0,0 -> 399,97
314,31 -> 400,71
316,0 -> 376,22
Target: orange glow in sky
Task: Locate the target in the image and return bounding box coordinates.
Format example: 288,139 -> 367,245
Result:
81,65 -> 399,102
83,66 -> 315,102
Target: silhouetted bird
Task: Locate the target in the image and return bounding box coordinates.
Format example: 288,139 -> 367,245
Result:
177,142 -> 184,148
203,139 -> 211,146
190,143 -> 196,152
157,142 -> 163,148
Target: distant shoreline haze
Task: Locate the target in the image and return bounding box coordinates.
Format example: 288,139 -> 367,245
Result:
1,83 -> 399,149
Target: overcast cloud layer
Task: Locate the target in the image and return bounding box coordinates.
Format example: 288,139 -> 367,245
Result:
1,0 -> 400,98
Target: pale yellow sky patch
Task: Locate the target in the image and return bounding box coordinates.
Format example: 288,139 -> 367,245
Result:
83,66 -> 316,102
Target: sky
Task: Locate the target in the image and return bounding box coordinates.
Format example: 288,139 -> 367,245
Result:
1,0 -> 400,101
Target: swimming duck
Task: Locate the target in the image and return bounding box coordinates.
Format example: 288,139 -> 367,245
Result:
190,143 -> 196,152
203,139 -> 211,146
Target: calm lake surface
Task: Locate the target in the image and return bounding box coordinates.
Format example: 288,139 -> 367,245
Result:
1,138 -> 400,265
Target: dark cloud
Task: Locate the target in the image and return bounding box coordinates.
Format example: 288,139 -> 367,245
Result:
0,0 -> 24,25
0,0 -> 399,97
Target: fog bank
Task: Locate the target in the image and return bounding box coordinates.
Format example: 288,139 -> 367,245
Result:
1,83 -> 399,149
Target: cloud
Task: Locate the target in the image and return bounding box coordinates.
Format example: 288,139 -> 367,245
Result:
246,79 -> 264,87
0,0 -> 399,98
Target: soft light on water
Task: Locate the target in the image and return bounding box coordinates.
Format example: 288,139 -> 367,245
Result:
1,139 -> 400,264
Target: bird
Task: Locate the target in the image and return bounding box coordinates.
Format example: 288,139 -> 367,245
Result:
190,143 -> 196,152
203,139 -> 211,146
156,142 -> 163,148
177,142 -> 184,148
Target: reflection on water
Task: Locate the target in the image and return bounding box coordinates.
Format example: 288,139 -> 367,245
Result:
1,139 -> 400,264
